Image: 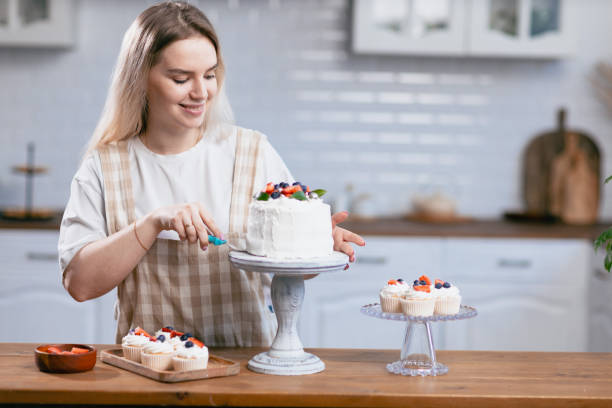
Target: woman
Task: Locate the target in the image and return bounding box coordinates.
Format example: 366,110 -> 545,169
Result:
59,1 -> 364,347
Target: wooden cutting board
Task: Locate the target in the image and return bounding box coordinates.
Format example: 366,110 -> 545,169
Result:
522,108 -> 600,224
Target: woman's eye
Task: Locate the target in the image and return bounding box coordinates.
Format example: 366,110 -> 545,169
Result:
173,78 -> 188,84
205,74 -> 216,80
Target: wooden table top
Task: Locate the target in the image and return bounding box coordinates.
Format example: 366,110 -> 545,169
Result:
2,343 -> 612,407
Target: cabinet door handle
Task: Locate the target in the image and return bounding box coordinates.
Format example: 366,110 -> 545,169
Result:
497,258 -> 531,268
356,256 -> 387,265
26,252 -> 57,262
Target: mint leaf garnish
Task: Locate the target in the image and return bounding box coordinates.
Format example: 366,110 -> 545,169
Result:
291,190 -> 307,201
257,192 -> 270,201
312,189 -> 326,197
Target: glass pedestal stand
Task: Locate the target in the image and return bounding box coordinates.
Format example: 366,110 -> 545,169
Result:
360,303 -> 477,376
229,251 -> 349,376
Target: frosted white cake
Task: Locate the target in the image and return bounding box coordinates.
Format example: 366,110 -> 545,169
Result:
246,184 -> 334,259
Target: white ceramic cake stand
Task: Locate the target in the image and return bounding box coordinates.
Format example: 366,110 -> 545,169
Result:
229,250 -> 349,375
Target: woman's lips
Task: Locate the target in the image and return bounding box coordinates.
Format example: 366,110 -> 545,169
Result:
179,103 -> 204,116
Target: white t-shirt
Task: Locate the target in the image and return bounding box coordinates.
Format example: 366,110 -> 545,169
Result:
58,126 -> 293,273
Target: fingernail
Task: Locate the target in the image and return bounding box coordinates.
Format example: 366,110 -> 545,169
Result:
202,246 -> 208,251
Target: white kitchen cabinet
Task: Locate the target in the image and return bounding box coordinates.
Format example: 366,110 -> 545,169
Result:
299,237 -> 444,349
299,236 -> 592,352
442,238 -> 589,351
0,230 -> 116,344
588,250 -> 612,352
352,0 -> 467,56
352,0 -> 574,58
468,0 -> 574,58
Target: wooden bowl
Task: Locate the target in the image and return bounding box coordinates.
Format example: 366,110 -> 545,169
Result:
35,344 -> 97,373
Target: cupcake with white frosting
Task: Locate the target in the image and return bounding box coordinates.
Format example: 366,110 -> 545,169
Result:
400,275 -> 435,317
432,279 -> 461,315
172,339 -> 209,371
121,329 -> 151,362
171,332 -> 193,350
140,335 -> 175,370
379,278 -> 410,313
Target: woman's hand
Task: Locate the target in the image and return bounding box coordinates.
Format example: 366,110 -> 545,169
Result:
150,202 -> 222,250
332,211 -> 365,263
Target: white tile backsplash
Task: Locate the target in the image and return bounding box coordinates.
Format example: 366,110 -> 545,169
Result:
1,0 -> 612,220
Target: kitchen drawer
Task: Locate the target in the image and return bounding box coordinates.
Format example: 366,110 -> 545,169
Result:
442,238 -> 590,285
0,230 -> 117,344
320,236 -> 442,285
0,230 -> 60,275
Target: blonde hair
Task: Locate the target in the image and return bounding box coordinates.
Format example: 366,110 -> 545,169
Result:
84,1 -> 233,158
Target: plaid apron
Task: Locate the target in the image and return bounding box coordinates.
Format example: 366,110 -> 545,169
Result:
98,128 -> 276,347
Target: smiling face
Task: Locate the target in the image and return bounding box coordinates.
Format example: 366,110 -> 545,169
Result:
146,35 -> 219,136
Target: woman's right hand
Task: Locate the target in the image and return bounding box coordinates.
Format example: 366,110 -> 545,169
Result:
149,202 -> 223,250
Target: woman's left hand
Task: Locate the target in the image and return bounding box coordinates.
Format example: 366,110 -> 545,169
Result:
332,211 -> 365,263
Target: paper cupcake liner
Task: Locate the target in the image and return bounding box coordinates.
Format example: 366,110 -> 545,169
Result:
400,297 -> 435,317
172,356 -> 208,371
434,296 -> 461,315
141,352 -> 173,371
379,294 -> 402,313
122,345 -> 143,363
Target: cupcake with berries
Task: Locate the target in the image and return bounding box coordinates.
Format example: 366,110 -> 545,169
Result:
172,331 -> 193,350
379,278 -> 410,313
432,279 -> 461,315
140,334 -> 175,371
121,327 -> 154,362
155,326 -> 185,350
172,337 -> 209,371
400,275 -> 435,317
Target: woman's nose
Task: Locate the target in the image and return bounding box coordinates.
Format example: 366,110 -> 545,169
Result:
190,78 -> 207,101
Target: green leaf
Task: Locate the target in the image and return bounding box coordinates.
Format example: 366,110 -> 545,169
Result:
594,228 -> 612,250
605,253 -> 612,273
291,190 -> 307,201
312,189 -> 326,197
256,192 -> 270,201
605,175 -> 612,184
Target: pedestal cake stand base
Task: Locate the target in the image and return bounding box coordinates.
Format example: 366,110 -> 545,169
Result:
248,351 -> 325,375
229,251 -> 349,376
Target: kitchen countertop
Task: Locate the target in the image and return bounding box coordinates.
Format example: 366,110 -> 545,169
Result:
2,343 -> 612,407
342,217 -> 611,239
1,213 -> 610,240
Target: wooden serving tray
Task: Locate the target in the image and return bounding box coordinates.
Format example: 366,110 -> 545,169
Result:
100,348 -> 239,383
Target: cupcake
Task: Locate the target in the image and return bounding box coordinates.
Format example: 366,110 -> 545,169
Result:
172,338 -> 209,371
140,335 -> 175,370
172,332 -> 193,350
121,327 -> 152,362
432,279 -> 461,315
400,275 -> 435,317
379,278 -> 410,313
155,326 -> 186,350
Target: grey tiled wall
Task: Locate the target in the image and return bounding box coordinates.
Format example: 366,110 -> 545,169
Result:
1,0 -> 612,219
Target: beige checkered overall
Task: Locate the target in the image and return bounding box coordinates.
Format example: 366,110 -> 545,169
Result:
98,128 -> 276,347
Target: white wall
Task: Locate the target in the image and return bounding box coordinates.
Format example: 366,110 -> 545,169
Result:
1,0 -> 611,219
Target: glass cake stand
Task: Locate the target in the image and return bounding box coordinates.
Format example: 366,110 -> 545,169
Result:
229,250 -> 349,375
360,303 -> 477,376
